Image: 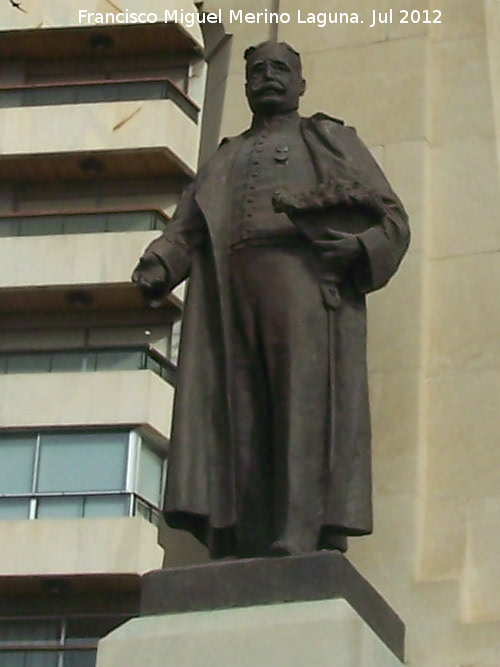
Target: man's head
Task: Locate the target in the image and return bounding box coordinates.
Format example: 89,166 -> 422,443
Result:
244,41 -> 306,116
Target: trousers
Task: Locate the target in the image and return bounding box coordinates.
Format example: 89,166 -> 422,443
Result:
229,244 -> 331,556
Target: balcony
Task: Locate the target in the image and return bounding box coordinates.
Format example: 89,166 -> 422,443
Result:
0,77 -> 200,123
0,96 -> 199,182
0,209 -> 168,237
0,346 -> 177,385
0,368 -> 174,439
0,516 -> 164,576
0,7 -> 204,57
0,209 -> 174,313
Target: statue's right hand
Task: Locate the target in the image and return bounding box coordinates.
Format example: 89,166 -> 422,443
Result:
132,253 -> 168,308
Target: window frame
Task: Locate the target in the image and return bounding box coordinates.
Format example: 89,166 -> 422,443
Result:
0,429 -> 167,524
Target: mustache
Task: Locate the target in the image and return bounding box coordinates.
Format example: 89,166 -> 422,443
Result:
250,82 -> 285,94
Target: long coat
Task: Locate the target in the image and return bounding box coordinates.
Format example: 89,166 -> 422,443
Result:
143,114 -> 410,556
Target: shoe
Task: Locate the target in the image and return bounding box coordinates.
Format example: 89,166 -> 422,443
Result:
268,541 -> 301,557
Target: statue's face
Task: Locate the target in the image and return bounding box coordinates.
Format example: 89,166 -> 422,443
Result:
245,44 -> 305,115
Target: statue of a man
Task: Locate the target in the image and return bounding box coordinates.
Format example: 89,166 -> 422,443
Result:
132,41 -> 410,558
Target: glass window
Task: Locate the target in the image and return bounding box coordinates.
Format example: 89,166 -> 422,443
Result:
0,436 -> 36,494
0,219 -> 20,237
0,498 -> 31,520
63,214 -> 106,234
0,651 -> 59,666
50,352 -> 88,373
138,443 -> 163,506
20,215 -> 64,237
63,651 -> 97,667
37,433 -> 128,493
0,430 -> 165,525
6,354 -> 52,374
106,211 -> 149,232
83,495 -> 129,518
169,320 -> 182,364
37,497 -> 84,520
95,351 -> 142,371
0,619 -> 59,643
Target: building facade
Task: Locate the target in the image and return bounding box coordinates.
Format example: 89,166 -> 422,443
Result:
0,1 -> 499,666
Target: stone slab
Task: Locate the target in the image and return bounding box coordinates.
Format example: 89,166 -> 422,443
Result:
141,551 -> 405,661
97,598 -> 403,667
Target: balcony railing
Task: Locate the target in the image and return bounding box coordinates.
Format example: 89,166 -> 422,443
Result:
0,490 -> 163,526
0,347 -> 177,385
0,77 -> 200,123
0,209 -> 167,237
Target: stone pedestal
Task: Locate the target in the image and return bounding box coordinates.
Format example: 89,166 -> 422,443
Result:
97,552 -> 405,667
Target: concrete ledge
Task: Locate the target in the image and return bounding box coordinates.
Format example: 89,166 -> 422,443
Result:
141,551 -> 405,662
97,598 -> 403,666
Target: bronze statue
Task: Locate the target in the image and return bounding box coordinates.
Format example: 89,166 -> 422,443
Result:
132,41 -> 410,558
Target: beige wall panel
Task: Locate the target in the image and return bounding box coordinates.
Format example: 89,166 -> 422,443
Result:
458,619 -> 500,665
0,517 -> 163,576
160,523 -> 209,566
299,37 -> 428,146
430,137 -> 500,258
430,0 -> 486,41
349,494 -> 417,602
384,140 -> 429,254
431,37 -> 494,146
463,497 -> 500,622
219,71 -> 252,137
0,370 -> 174,439
0,231 -> 157,288
485,0 -> 500,170
278,0 -> 388,51
367,252 -> 423,373
367,145 -> 385,167
0,100 -> 199,174
369,371 -> 420,495
418,496 -> 467,581
402,582 -> 461,667
385,0 -> 432,40
0,0 -> 204,47
427,253 -> 500,375
425,369 -> 500,499
208,0 -> 276,76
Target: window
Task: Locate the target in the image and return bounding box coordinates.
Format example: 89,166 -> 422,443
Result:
169,320 -> 182,365
0,431 -> 166,524
0,210 -> 166,238
0,615 -> 126,667
0,79 -> 199,122
0,348 -> 176,385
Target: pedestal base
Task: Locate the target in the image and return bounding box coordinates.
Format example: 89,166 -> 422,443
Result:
97,598 -> 403,667
97,552 -> 405,666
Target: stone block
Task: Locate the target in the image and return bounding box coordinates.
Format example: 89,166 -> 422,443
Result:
97,599 -> 403,667
384,140 -> 429,253
367,252 -> 423,372
426,370 -> 500,499
463,497 -> 500,622
369,371 -> 420,495
430,37 -> 494,146
300,38 -> 428,146
418,496 -> 467,581
279,0 -> 388,51
427,253 -> 500,375
430,0 -> 486,41
429,137 -> 500,258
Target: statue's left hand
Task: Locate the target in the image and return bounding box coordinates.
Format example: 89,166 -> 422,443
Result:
312,231 -> 362,272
